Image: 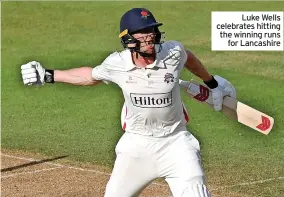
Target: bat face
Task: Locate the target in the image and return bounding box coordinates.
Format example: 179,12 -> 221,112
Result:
236,102 -> 274,135
181,80 -> 274,135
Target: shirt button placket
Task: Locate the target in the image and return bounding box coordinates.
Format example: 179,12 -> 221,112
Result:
145,69 -> 151,86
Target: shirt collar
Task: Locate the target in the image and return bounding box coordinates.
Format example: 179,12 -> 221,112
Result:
124,45 -> 163,71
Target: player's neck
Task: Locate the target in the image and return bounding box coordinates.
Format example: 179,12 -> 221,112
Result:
131,52 -> 155,68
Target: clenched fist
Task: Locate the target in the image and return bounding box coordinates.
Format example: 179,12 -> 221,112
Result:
21,61 -> 54,85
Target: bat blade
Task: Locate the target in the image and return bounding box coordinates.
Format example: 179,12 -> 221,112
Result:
181,80 -> 274,135
235,102 -> 274,135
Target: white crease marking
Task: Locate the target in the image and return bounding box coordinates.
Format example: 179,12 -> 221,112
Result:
2,153 -> 283,190
1,166 -> 62,179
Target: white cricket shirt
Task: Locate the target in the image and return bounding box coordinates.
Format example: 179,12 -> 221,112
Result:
92,40 -> 189,137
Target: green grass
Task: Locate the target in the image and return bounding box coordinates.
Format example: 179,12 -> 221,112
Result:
2,1 -> 284,196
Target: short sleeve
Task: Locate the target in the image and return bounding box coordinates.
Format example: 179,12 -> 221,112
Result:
92,64 -> 113,84
92,52 -> 122,84
165,40 -> 188,70
171,40 -> 188,67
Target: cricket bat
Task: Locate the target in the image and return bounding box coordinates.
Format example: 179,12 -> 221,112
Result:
180,80 -> 274,135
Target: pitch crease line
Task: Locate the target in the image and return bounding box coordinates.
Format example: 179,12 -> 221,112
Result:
3,153 -> 283,189
1,167 -> 62,179
1,154 -> 167,187
212,176 -> 284,191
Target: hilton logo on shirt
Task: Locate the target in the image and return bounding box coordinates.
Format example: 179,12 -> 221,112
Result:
130,92 -> 172,108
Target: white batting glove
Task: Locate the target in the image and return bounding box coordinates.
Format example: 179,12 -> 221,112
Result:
21,61 -> 46,85
211,75 -> 236,111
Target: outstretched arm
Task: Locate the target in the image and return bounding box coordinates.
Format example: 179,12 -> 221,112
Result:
54,67 -> 101,86
21,61 -> 101,86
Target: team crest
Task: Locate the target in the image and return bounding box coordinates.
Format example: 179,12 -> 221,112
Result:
164,73 -> 175,83
141,10 -> 150,19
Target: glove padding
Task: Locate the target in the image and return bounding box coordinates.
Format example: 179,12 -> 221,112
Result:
211,75 -> 236,111
21,61 -> 45,85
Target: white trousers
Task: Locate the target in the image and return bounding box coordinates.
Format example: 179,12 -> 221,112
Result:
104,129 -> 211,197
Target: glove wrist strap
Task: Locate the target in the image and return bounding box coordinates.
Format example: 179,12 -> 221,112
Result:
45,69 -> 55,83
204,76 -> 218,89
